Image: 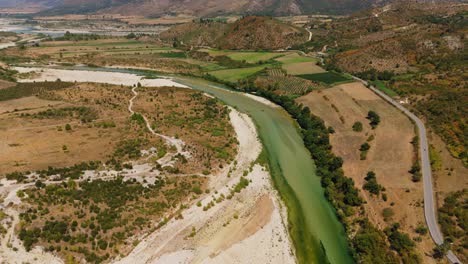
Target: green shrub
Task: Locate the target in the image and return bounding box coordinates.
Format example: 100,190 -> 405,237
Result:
367,111 -> 380,129
352,122 -> 363,132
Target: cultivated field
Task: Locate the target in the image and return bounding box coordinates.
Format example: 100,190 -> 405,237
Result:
297,72 -> 352,85
276,53 -> 325,75
201,49 -> 280,63
255,75 -> 316,96
297,82 -> 437,263
210,65 -> 270,83
282,62 -> 326,75
2,39 -> 201,75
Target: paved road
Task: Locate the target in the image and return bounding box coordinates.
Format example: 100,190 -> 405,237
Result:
351,76 -> 462,264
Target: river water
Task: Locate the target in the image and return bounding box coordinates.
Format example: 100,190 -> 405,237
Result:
15,67 -> 354,264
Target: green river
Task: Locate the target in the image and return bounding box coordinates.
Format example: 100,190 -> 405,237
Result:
175,77 -> 353,264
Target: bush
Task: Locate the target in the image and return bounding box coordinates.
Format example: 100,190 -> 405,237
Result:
191,185 -> 202,195
360,143 -> 371,160
130,113 -> 145,126
415,225 -> 428,235
411,173 -> 422,182
352,121 -> 363,132
363,171 -> 382,195
352,220 -> 399,263
360,143 -> 370,151
367,111 -> 380,129
410,161 -> 422,182
98,239 -> 108,250
384,224 -> 415,254
382,208 -> 394,222
432,242 -> 450,259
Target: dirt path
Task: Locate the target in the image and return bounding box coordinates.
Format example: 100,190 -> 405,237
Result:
128,85 -> 190,165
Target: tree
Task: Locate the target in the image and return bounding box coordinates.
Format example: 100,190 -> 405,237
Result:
367,111 -> 380,129
363,171 -> 382,195
65,124 -> 72,131
382,208 -> 394,222
360,143 -> 371,151
365,171 -> 376,181
433,242 -> 450,259
97,239 -> 108,250
385,223 -> 415,253
126,33 -> 136,39
415,225 -> 428,235
35,180 -> 44,189
352,121 -> 363,132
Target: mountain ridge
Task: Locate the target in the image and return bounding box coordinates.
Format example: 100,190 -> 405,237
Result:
1,0 -> 389,16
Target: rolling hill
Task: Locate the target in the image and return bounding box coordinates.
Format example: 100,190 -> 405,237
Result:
160,16 -> 308,50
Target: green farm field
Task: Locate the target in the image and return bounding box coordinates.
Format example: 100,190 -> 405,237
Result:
210,65 -> 269,83
283,62 -> 326,75
39,40 -> 145,48
275,53 -> 317,64
276,53 -> 324,75
298,72 -> 352,85
372,80 -> 398,97
201,49 -> 280,63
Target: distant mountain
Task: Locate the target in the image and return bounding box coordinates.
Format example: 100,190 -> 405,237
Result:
160,16 -> 308,50
3,0 -> 462,16
0,0 -> 59,8
28,0 -> 388,16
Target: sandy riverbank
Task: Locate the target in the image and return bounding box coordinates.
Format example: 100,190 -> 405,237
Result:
13,66 -> 188,88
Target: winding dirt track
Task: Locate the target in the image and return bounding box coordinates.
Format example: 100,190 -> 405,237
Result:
129,85 -> 189,161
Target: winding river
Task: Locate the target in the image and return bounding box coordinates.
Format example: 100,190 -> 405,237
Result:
15,67 -> 353,264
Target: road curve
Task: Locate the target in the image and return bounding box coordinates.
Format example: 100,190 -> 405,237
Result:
350,76 -> 462,264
